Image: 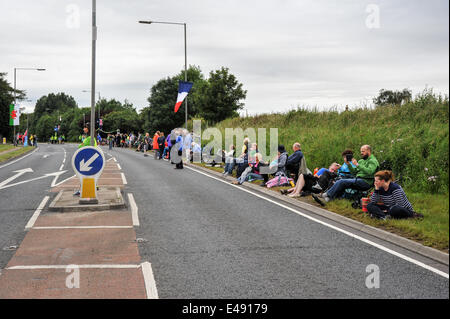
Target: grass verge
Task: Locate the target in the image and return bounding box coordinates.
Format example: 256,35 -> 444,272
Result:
0,145 -> 15,152
192,162 -> 449,253
0,146 -> 34,163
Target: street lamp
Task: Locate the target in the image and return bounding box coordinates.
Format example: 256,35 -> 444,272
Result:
139,20 -> 188,129
13,67 -> 45,146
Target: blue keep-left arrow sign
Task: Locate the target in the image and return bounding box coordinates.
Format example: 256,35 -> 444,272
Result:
73,147 -> 104,177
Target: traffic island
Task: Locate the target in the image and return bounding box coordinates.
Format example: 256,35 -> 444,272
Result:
49,187 -> 126,212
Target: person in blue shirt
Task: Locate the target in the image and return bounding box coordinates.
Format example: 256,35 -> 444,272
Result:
338,149 -> 357,178
175,134 -> 184,169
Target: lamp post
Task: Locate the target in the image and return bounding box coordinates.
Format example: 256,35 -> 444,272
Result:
13,67 -> 45,146
138,20 -> 188,129
90,0 -> 97,146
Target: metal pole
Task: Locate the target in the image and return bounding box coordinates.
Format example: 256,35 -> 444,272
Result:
90,0 -> 96,146
184,23 -> 187,130
98,92 -> 101,121
13,68 -> 16,146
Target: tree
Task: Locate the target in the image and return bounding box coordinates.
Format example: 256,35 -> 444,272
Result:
194,67 -> 246,124
145,65 -> 207,134
35,114 -> 57,142
32,92 -> 78,135
373,89 -> 412,106
103,109 -> 141,134
0,72 -> 25,140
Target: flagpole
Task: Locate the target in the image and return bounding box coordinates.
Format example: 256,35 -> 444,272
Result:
13,68 -> 16,147
184,23 -> 187,130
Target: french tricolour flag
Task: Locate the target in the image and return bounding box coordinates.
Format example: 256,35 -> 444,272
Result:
174,81 -> 194,113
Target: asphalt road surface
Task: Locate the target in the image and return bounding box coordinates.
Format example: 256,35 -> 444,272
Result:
0,143 -> 448,298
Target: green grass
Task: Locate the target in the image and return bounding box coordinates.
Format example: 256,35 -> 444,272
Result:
198,89 -> 449,195
192,162 -> 449,252
0,146 -> 33,163
0,145 -> 15,152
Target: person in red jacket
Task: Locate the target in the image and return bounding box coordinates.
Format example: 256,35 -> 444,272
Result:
153,131 -> 160,159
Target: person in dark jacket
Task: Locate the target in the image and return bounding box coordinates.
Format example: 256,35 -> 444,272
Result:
286,142 -> 303,181
157,132 -> 165,160
276,144 -> 288,176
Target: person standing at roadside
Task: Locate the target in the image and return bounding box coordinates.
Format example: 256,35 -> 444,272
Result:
157,132 -> 165,160
78,126 -> 97,148
175,133 -> 184,169
153,131 -> 160,159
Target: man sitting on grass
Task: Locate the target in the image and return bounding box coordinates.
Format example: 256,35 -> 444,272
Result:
286,142 -> 303,182
312,145 -> 379,204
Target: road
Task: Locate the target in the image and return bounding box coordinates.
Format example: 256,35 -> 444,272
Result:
0,143 -> 448,298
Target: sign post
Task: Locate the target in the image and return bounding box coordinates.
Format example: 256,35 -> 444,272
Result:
72,146 -> 105,204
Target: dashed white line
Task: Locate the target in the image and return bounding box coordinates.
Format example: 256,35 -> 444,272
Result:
117,163 -> 122,170
121,172 -> 127,185
185,165 -> 449,279
141,262 -> 159,299
25,196 -> 50,230
127,193 -> 139,226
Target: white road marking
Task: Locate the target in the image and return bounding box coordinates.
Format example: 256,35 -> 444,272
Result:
25,196 -> 50,230
0,147 -> 39,169
128,193 -> 139,226
0,171 -> 68,190
185,165 -> 449,279
53,174 -> 76,187
59,148 -> 66,171
117,163 -> 122,170
141,262 -> 159,299
121,172 -> 127,185
113,157 -> 117,162
49,171 -> 67,187
6,264 -> 141,270
32,226 -> 133,230
0,168 -> 33,188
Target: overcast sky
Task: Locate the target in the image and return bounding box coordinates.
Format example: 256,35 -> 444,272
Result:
1,0 -> 448,115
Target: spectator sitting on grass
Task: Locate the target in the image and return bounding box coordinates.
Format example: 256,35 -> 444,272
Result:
312,145 -> 379,204
223,145 -> 236,175
338,149 -> 357,178
232,153 -> 268,185
286,142 -> 303,181
259,145 -> 288,187
283,162 -> 340,197
368,170 -> 423,220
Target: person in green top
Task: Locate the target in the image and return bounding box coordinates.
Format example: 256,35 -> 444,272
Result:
78,126 -> 97,148
313,145 -> 379,203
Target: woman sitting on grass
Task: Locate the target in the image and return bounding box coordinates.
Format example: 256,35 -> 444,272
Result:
368,170 -> 423,220
282,163 -> 340,198
232,153 -> 268,185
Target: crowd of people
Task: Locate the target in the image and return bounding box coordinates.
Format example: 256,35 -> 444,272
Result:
102,127 -> 423,221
